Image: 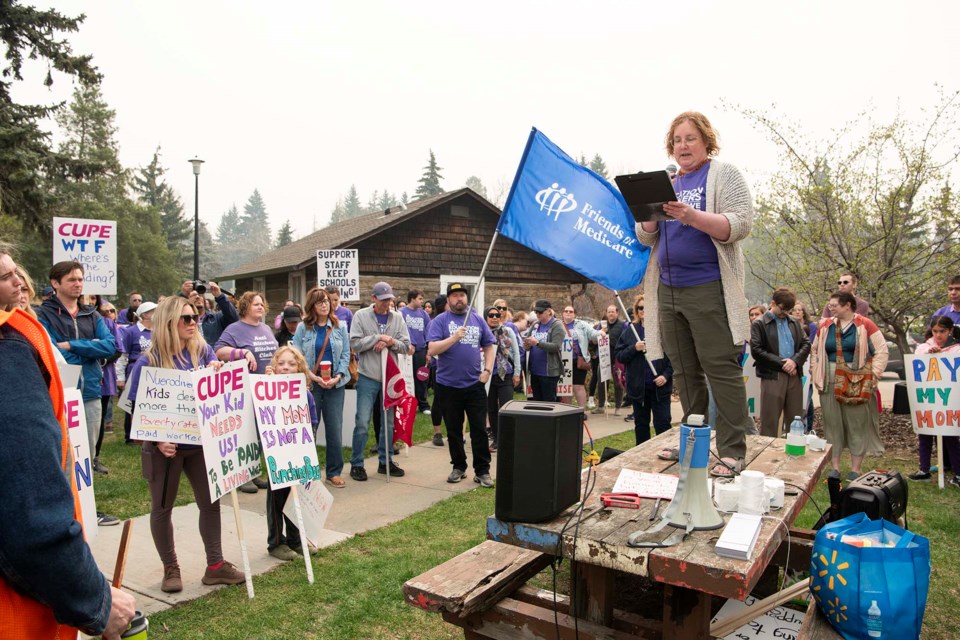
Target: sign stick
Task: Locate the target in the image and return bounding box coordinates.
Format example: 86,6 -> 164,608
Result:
290,485 -> 315,584
230,490 -> 255,599
111,520 -> 134,588
937,435 -> 944,490
381,349 -> 390,484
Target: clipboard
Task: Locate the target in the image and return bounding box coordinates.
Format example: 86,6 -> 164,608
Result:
614,171 -> 677,222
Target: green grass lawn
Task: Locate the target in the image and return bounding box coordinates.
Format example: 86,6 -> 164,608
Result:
97,419 -> 959,640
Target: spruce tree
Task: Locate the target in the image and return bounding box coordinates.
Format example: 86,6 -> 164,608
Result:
275,220 -> 294,247
589,154 -> 609,179
133,148 -> 191,273
414,150 -> 444,198
465,176 -> 488,199
329,199 -> 346,225
241,189 -> 272,259
215,204 -> 245,272
343,185 -> 362,218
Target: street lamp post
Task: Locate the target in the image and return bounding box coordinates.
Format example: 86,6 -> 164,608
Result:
189,158 -> 205,281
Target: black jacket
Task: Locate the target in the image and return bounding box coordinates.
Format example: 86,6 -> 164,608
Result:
749,312 -> 811,380
615,322 -> 673,403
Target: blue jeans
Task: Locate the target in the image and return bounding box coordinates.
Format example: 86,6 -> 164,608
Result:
352,374 -> 393,467
312,384 -> 345,478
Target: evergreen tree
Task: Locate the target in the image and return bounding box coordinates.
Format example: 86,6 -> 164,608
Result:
240,189 -> 272,260
0,1 -> 100,232
401,192 -> 409,205
329,198 -> 346,225
378,190 -> 397,210
215,204 -> 245,272
366,190 -> 379,213
577,153 -> 588,167
589,154 -> 609,178
275,220 -> 294,247
414,150 -> 444,198
465,176 -> 488,199
343,185 -> 362,218
49,85 -> 179,299
133,147 -> 191,273
197,220 -> 220,281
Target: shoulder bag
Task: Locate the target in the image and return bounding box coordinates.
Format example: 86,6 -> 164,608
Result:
833,322 -> 876,405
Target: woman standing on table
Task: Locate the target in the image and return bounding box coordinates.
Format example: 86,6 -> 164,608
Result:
214,291 -> 279,493
636,111 -> 754,478
810,291 -> 888,481
126,297 -> 245,593
291,287 -> 351,488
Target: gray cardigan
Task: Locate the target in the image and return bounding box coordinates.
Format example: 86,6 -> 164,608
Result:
349,306 -> 411,381
635,159 -> 754,360
524,317 -> 567,377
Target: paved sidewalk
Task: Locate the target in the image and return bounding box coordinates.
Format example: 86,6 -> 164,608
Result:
89,408 -> 637,616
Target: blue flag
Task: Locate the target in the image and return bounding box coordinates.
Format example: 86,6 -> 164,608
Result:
497,129 -> 649,291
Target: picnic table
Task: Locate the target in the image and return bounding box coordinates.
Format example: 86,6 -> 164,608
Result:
406,428 -> 835,639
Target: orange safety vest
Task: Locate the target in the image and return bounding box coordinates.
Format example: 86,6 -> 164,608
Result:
0,308 -> 83,640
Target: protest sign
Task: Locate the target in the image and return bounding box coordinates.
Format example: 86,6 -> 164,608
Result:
284,480 -> 335,546
131,367 -> 200,443
557,337 -> 574,397
53,217 -> 117,295
905,353 -> 960,436
250,373 -> 321,489
64,388 -> 97,542
396,352 -> 415,395
741,352 -> 762,419
57,362 -> 81,390
316,249 -> 359,302
597,332 -> 612,383
194,360 -> 262,501
710,593 -> 805,639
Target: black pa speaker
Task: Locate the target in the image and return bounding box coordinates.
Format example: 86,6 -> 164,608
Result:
495,401 -> 584,523
839,470 -> 908,523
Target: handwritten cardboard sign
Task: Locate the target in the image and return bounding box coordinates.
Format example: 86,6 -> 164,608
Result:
597,332 -> 612,383
711,593 -> 805,639
250,373 -> 321,489
905,353 -> 960,436
316,249 -> 359,302
52,217 -> 117,295
194,360 -> 262,501
131,367 -> 200,444
64,388 -> 98,542
283,480 -> 335,546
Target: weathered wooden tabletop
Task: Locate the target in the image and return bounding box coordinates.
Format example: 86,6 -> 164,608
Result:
487,429 -> 831,601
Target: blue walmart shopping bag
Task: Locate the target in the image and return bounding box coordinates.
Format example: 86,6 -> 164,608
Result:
810,513 -> 930,640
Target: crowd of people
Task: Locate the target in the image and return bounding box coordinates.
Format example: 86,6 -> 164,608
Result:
4,110 -> 957,636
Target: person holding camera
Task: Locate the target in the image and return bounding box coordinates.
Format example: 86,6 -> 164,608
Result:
180,280 -> 239,345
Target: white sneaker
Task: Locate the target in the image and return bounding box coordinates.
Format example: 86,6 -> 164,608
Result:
586,399 -> 596,410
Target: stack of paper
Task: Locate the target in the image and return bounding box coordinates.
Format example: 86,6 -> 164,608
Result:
715,512 -> 763,560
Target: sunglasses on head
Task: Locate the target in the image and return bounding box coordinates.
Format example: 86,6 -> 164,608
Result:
487,312 -> 501,319
180,314 -> 199,324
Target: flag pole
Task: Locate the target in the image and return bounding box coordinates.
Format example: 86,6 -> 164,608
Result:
381,349 -> 390,484
462,230 -> 500,327
613,291 -> 658,376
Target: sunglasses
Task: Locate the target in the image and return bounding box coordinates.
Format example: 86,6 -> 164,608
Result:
180,314 -> 199,324
103,308 -> 117,314
131,299 -> 142,303
838,280 -> 851,285
636,306 -> 644,311
487,313 -> 501,319
496,305 -> 507,311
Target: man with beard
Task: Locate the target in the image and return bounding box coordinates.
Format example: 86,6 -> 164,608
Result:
426,283 -> 496,487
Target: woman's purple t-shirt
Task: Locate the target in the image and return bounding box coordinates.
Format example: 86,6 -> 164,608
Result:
658,161 -> 721,287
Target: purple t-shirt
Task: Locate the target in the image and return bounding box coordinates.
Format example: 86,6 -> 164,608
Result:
528,319 -> 556,376
215,321 -> 279,373
120,323 -> 152,378
401,307 -> 431,350
425,309 -> 495,389
101,317 -> 121,396
658,162 -> 721,287
335,306 -> 353,331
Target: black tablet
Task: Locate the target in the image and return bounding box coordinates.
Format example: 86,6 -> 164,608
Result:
614,171 -> 677,222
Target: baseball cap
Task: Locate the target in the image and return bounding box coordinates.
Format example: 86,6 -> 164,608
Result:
533,299 -> 552,313
372,282 -> 395,300
137,301 -> 158,317
283,306 -> 302,321
41,286 -> 55,297
446,282 -> 469,296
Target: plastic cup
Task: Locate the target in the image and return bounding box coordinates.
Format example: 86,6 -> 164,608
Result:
319,361 -> 332,380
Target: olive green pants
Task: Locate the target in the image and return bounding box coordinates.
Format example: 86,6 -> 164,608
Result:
658,280 -> 750,461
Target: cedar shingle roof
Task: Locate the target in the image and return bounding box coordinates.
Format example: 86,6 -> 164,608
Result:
219,189 -> 495,279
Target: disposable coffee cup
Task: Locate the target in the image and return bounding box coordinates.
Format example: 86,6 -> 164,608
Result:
319,361 -> 332,380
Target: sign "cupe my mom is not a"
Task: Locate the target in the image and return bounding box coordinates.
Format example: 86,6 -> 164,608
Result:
905,353 -> 960,436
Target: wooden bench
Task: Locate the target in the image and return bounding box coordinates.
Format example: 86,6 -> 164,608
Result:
797,600 -> 844,640
403,540 -> 551,619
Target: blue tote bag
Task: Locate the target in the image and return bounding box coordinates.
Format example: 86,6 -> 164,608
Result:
810,513 -> 930,640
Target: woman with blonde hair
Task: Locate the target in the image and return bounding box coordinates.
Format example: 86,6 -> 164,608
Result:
126,296 -> 245,593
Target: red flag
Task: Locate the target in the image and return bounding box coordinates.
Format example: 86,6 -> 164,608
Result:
384,353 -> 416,446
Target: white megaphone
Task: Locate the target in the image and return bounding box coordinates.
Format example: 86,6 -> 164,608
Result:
661,415 -> 724,531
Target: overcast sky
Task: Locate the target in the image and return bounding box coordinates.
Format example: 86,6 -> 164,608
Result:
16,1 -> 959,240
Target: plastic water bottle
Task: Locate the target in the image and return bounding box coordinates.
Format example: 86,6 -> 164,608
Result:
785,416 -> 806,456
867,600 -> 882,637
